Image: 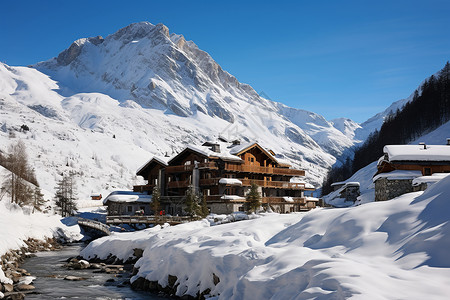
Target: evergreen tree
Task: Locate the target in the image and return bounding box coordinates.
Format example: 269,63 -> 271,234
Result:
199,194 -> 209,218
185,185 -> 200,216
32,186 -> 46,212
151,186 -> 161,215
246,182 -> 261,213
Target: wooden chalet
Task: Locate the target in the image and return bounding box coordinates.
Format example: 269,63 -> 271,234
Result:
376,142 -> 450,177
134,140 -> 317,215
374,141 -> 450,201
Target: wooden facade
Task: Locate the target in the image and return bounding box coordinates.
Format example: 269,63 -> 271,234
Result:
134,141 -> 316,215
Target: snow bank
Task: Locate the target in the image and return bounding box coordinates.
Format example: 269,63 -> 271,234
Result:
0,199 -> 82,284
80,177 -> 450,299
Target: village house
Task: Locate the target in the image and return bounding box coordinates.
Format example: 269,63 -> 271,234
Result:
134,140 -> 317,215
373,141 -> 450,201
103,191 -> 152,216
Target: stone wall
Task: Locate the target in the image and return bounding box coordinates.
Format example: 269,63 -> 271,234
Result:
375,178 -> 413,201
341,186 -> 360,202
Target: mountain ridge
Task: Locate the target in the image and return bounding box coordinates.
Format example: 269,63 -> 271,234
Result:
0,21 -> 436,202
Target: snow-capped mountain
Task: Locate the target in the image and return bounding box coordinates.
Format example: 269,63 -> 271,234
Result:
0,21 -> 436,203
34,22 -> 360,158
0,22 -> 369,203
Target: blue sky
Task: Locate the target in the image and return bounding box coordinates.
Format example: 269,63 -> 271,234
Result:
1,0 -> 450,123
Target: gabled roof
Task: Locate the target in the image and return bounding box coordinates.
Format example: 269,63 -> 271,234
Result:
168,143 -> 243,165
229,142 -> 281,165
136,156 -> 168,177
384,145 -> 450,162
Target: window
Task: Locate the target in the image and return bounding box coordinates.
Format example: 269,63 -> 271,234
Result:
251,158 -> 254,162
239,206 -> 245,212
127,206 -> 132,212
424,168 -> 432,176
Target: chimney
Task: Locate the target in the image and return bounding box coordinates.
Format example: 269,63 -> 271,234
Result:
419,142 -> 427,149
232,139 -> 241,145
447,138 -> 450,145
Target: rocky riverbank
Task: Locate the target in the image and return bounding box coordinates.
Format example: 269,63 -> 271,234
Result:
0,238 -> 61,300
82,248 -> 216,300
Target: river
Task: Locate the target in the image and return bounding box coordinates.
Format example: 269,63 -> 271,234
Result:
21,243 -> 165,299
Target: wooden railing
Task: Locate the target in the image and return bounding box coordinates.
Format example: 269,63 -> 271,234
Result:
262,197 -> 306,204
240,179 -> 305,189
167,178 -> 220,188
165,162 -> 218,173
106,215 -> 199,225
206,195 -> 306,204
224,163 -> 305,176
167,180 -> 190,188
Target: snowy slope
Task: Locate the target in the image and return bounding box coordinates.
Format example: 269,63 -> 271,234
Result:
0,22 -> 368,203
81,176 -> 450,299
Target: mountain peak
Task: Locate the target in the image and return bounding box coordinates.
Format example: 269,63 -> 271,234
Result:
56,36 -> 104,66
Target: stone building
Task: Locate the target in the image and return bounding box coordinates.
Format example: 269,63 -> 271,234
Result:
374,142 -> 450,201
323,182 -> 360,207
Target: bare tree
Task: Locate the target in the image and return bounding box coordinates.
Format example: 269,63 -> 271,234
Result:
2,140 -> 34,206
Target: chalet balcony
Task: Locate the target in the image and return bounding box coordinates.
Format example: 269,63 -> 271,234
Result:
165,162 -> 218,173
167,178 -> 220,188
133,184 -> 155,192
224,163 -> 305,176
167,180 -> 190,188
240,179 -> 305,190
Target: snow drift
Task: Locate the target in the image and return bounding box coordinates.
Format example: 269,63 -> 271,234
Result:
81,175 -> 450,299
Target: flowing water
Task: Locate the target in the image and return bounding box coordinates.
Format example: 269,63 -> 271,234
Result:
21,243 -> 165,299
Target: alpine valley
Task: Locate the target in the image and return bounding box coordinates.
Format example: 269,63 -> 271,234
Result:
0,22 -> 418,203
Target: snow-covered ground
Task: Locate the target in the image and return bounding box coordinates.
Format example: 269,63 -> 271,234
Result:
81,175 -> 450,299
0,197 -> 82,284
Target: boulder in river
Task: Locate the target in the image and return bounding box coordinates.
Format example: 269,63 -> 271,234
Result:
16,284 -> 35,291
64,276 -> 86,281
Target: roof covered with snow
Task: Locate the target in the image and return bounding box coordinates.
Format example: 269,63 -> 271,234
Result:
384,144 -> 450,162
169,141 -> 293,167
103,191 -> 152,204
373,170 -> 422,182
136,156 -> 168,176
412,173 -> 450,186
